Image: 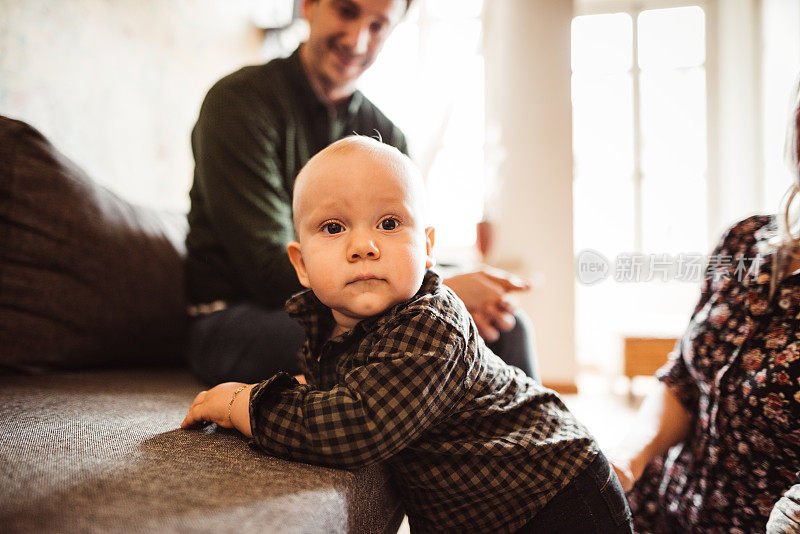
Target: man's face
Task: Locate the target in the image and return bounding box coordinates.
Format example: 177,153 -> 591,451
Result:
302,0 -> 406,94
288,142 -> 434,329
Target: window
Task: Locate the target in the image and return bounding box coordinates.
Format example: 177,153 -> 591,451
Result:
571,3 -> 710,372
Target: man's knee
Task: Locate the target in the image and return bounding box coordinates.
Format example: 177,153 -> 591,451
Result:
184,304 -> 306,384
490,310 -> 540,382
513,311 -> 540,382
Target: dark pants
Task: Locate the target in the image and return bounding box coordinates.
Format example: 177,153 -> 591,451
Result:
185,302 -> 540,385
514,452 -> 634,534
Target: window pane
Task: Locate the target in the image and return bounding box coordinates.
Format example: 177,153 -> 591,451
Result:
572,13 -> 632,74
428,19 -> 483,58
641,174 -> 707,254
426,0 -> 483,19
572,72 -> 634,177
426,146 -> 484,248
640,67 -> 707,176
573,174 -> 636,256
572,7 -> 710,376
442,57 -> 484,145
638,7 -> 705,69
358,21 -> 419,130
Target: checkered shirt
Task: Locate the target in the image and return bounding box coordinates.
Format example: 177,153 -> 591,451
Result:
249,270 -> 598,533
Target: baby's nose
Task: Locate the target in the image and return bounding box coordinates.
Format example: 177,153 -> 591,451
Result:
348,233 -> 380,261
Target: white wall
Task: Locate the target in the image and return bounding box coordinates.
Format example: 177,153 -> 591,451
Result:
0,0 -> 266,212
706,0 -> 764,243
484,0 -> 577,387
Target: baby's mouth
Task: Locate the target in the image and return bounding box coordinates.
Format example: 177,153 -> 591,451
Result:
347,274 -> 384,285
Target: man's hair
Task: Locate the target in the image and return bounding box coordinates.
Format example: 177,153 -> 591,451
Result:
309,0 -> 415,12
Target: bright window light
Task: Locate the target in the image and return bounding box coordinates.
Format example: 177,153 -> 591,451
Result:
572,4 -> 709,373
359,1 -> 486,257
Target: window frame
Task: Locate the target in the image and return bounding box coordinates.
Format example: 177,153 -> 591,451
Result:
574,0 -> 717,254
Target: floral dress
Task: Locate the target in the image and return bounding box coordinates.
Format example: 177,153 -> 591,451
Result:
628,215 -> 800,533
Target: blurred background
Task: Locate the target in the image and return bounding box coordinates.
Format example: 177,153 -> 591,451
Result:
2,0 -> 799,407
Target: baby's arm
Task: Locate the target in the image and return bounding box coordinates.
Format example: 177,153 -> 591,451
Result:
182,314 -> 465,469
181,382 -> 255,438
181,374 -> 306,437
247,326 -> 468,468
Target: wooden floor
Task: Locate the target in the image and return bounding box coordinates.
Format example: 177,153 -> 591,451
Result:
562,373 -> 645,450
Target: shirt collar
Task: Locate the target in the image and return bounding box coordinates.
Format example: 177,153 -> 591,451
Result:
285,270 -> 443,351
287,46 -> 364,120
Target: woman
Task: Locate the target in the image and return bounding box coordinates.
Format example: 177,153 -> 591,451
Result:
611,83 -> 800,532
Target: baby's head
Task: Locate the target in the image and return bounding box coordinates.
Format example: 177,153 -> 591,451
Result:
287,136 -> 435,330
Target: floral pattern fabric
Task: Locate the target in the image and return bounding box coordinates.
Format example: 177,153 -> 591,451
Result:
629,215 -> 800,533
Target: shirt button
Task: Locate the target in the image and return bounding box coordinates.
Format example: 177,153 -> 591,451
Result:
779,298 -> 791,309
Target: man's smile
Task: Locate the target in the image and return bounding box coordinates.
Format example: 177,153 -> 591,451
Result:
329,42 -> 364,70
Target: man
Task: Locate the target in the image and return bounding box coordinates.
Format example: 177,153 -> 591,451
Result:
185,0 -> 538,384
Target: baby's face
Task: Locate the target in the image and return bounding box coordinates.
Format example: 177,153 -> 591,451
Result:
288,141 -> 434,330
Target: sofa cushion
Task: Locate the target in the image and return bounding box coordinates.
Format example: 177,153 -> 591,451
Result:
0,116 -> 188,371
0,369 -> 403,533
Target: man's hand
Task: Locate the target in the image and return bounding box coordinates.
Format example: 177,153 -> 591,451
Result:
181,382 -> 248,430
444,267 -> 530,342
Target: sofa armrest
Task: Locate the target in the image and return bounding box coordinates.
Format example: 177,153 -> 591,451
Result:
0,369 -> 403,533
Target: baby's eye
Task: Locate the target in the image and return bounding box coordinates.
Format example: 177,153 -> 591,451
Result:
322,222 -> 344,234
379,218 -> 399,231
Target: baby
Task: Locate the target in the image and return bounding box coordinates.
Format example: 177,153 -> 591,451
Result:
181,137 -> 632,533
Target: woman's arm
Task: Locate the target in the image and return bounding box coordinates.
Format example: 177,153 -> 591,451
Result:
610,382 -> 692,491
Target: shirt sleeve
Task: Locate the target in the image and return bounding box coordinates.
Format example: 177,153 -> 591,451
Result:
248,317 -> 467,469
655,222 -> 738,412
192,81 -> 303,308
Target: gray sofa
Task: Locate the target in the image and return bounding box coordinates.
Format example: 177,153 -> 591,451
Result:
0,116 -> 403,533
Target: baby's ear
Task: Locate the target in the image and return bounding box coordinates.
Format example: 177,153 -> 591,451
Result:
287,241 -> 311,288
424,227 -> 436,268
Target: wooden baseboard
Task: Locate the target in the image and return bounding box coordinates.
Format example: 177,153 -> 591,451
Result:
543,381 -> 578,394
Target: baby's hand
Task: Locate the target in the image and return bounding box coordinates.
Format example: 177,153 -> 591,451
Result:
180,382 -> 247,429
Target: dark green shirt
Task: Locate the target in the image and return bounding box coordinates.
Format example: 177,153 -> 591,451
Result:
185,47 -> 408,308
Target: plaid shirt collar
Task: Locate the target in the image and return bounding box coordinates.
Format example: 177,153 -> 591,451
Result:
285,270 -> 442,356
